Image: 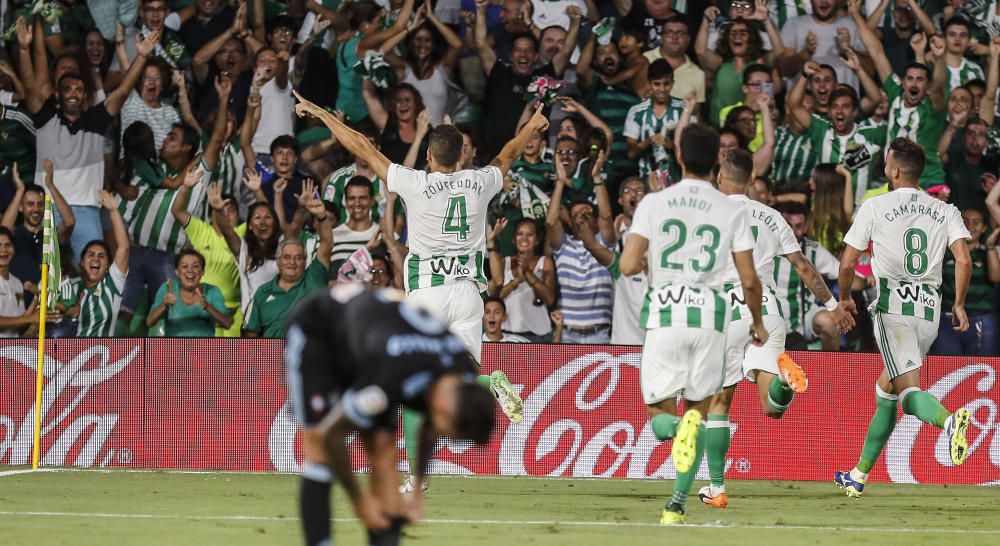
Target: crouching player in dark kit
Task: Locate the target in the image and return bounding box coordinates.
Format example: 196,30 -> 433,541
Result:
285,284 -> 496,545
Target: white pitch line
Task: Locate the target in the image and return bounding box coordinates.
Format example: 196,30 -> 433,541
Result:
0,511 -> 998,535
0,469 -> 62,477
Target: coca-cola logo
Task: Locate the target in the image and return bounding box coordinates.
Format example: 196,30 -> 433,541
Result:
887,363 -> 998,484
0,344 -> 140,467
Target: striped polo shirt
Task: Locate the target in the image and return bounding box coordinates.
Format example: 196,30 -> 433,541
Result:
553,233 -> 614,328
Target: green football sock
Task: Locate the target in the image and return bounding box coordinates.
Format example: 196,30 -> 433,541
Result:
402,408 -> 422,475
767,377 -> 794,414
477,374 -> 492,389
651,413 -> 679,441
857,393 -> 898,474
901,389 -> 950,428
706,414 -> 730,488
668,424 -> 706,511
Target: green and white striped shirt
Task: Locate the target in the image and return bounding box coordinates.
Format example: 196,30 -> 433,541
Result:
118,159 -> 210,253
622,97 -> 688,181
772,126 -> 817,184
884,74 -> 946,188
772,238 -> 838,334
947,58 -> 985,92
403,251 -> 487,292
806,115 -> 887,210
322,164 -> 388,222
639,284 -> 730,332
771,0 -> 812,28
212,141 -> 245,201
75,263 -> 127,337
844,187 -> 970,323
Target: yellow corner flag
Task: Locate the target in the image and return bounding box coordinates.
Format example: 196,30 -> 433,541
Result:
32,195 -> 58,468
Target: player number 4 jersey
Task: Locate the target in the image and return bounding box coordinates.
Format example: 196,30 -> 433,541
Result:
387,163 -> 503,292
721,195 -> 801,321
843,188 -> 970,323
630,179 -> 755,332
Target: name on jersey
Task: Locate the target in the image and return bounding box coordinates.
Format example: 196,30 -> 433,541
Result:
386,334 -> 466,357
422,178 -> 485,199
894,284 -> 937,307
429,257 -> 472,276
666,196 -> 712,212
654,285 -> 706,307
752,209 -> 780,233
883,203 -> 945,225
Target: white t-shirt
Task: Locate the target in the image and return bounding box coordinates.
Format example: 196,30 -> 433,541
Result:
532,0 -> 588,30
780,15 -> 864,90
251,78 -> 295,155
0,273 -> 25,338
386,163 -> 502,291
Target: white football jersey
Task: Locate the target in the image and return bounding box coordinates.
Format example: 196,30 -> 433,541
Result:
386,163 -> 502,291
630,178 -> 755,331
844,187 -> 969,321
721,195 -> 801,320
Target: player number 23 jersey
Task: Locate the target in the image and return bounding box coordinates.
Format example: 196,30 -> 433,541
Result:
630,179 -> 755,331
387,163 -> 503,292
843,188 -> 969,322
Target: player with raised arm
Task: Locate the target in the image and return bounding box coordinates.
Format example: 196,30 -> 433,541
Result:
285,285 -> 495,546
619,124 -> 767,525
835,138 -> 973,498
294,91 -> 548,492
698,148 -> 855,509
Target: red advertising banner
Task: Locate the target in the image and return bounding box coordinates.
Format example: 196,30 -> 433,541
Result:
1,339 -> 997,485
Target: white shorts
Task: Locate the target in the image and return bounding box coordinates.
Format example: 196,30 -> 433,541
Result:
803,303 -> 822,340
406,280 -> 484,364
872,312 -> 938,380
640,327 -> 726,404
724,315 -> 787,386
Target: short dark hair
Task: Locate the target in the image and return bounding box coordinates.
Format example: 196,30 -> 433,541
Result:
903,62 -> 932,80
345,175 -> 375,197
680,123 -> 720,177
23,184 -> 46,199
944,15 -> 972,34
269,15 -> 296,33
0,226 -> 14,243
965,116 -> 988,131
829,86 -> 859,109
349,0 -> 382,29
618,176 -> 649,196
621,25 -> 646,45
721,148 -> 754,186
484,295 -> 507,312
270,134 -> 300,155
57,72 -> 85,88
776,201 -> 810,218
174,123 -> 200,154
647,58 -> 674,82
964,79 -> 986,93
452,380 -> 496,445
175,248 -> 206,269
742,63 -> 771,85
814,64 -> 838,80
888,137 -> 926,182
81,239 -> 110,261
428,125 -> 464,168
510,32 -> 539,52
660,15 -> 687,30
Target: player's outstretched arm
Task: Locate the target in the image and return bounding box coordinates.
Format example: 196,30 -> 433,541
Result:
491,105 -> 550,178
733,249 -> 768,346
949,238 -> 972,332
786,251 -> 855,333
294,91 -> 392,181
837,244 -> 864,316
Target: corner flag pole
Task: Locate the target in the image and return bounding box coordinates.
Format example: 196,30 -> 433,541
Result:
32,196 -> 53,469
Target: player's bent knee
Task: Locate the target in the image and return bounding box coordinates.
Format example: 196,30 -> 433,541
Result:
813,311 -> 836,333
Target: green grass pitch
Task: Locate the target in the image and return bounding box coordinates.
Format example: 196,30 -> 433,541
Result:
2,469 -> 998,545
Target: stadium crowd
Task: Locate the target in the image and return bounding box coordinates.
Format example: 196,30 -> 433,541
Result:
0,0 -> 998,355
